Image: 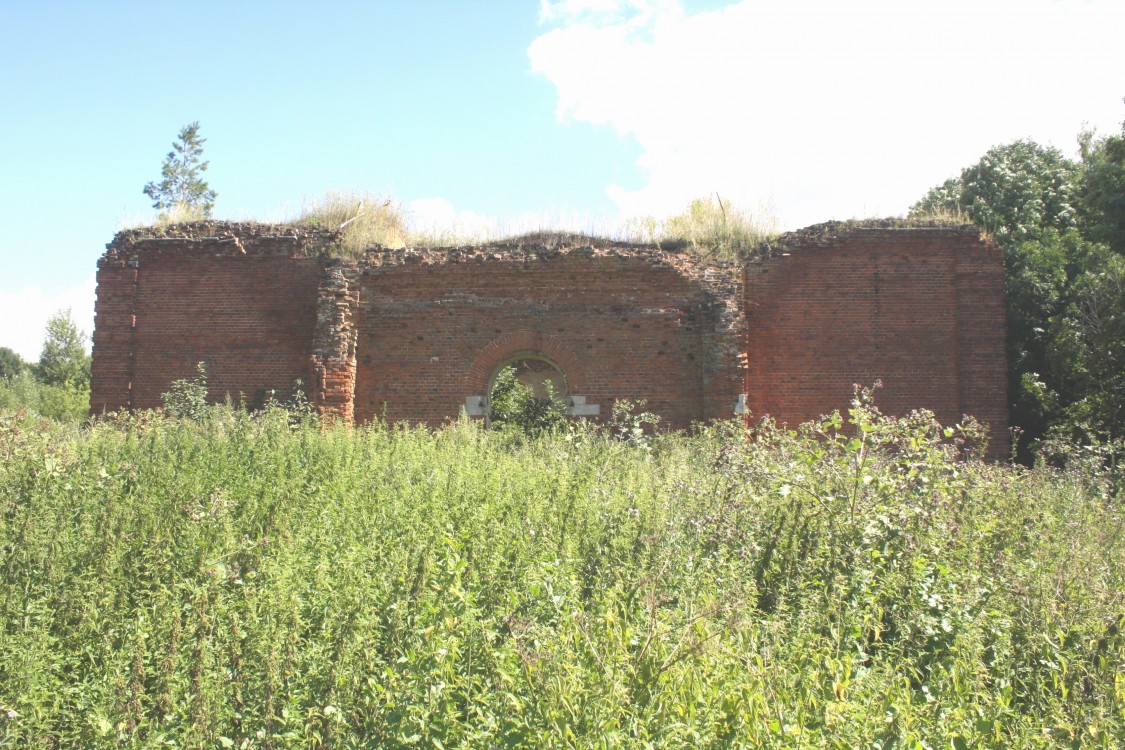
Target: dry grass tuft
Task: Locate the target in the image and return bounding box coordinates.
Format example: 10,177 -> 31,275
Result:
625,195 -> 779,261
154,202 -> 210,226
296,191 -> 408,257
904,205 -> 973,225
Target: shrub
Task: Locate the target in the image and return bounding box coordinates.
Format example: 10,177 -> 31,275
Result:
488,364 -> 567,434
161,361 -> 209,421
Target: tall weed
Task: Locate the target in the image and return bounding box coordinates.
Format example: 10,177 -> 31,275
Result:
0,402 -> 1121,747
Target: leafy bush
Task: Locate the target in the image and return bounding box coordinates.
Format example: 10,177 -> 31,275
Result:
488,364 -> 567,435
161,361 -> 209,421
0,371 -> 89,424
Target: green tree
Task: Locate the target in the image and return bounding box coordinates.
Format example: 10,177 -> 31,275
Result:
913,135 -> 1125,454
37,309 -> 91,388
912,140 -> 1080,243
1079,109 -> 1125,255
0,347 -> 25,380
1004,230 -> 1118,443
143,121 -> 217,218
1046,251 -> 1125,436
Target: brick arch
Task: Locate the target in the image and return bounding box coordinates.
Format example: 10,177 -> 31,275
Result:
467,332 -> 594,396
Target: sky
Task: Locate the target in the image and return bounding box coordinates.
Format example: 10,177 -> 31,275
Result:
0,0 -> 1122,360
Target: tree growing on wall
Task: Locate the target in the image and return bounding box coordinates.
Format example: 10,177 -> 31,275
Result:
143,121 -> 217,219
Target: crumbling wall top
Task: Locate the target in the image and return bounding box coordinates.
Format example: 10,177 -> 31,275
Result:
104,221 -> 342,261
749,219 -> 985,263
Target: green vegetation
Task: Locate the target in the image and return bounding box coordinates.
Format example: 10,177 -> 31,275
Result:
143,121 -> 217,221
0,310 -> 90,423
911,110 -> 1125,458
1,392 -> 1121,748
487,364 -> 567,434
0,348 -> 25,381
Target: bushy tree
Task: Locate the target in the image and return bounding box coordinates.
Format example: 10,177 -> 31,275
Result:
143,121 -> 217,219
1079,113 -> 1125,255
913,128 -> 1125,455
0,312 -> 92,423
488,365 -> 567,434
1047,251 -> 1125,436
37,309 -> 90,388
912,140 -> 1080,243
0,347 -> 25,380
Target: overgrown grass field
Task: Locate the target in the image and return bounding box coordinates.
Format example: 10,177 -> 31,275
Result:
0,399 -> 1121,748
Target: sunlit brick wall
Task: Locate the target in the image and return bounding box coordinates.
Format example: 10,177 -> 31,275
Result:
743,226 -> 1008,458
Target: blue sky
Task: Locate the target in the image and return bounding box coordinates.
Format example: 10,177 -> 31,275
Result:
1,0 -> 1123,359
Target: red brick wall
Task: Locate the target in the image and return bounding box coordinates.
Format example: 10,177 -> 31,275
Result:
91,236 -> 323,412
352,253 -> 735,427
90,253 -> 138,413
91,223 -> 1008,457
744,226 -> 1008,457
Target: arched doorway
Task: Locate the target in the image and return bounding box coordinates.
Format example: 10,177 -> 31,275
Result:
463,336 -> 600,421
492,354 -> 568,400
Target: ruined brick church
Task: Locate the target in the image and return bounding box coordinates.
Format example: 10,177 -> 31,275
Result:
90,220 -> 1008,457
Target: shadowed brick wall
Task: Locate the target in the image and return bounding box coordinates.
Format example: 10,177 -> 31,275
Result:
90,225 -> 331,413
351,246 -> 744,427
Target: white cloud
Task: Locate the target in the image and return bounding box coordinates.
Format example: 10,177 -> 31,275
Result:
530,0 -> 1125,230
0,276 -> 97,361
406,197 -> 499,242
407,197 -> 628,241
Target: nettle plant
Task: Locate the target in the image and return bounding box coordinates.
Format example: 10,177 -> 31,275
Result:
160,362 -> 209,421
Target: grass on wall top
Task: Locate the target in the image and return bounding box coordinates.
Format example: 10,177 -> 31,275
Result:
133,192 -> 977,265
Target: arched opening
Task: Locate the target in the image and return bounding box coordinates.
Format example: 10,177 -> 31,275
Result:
492,354 -> 568,400
487,352 -> 569,430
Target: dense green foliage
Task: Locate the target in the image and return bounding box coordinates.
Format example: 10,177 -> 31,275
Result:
911,115 -> 1125,456
1,397 -> 1121,748
36,309 -> 90,389
0,310 -> 90,423
160,362 -> 210,422
487,365 -> 568,435
0,348 -> 25,381
1079,126 -> 1125,254
143,122 -> 217,220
